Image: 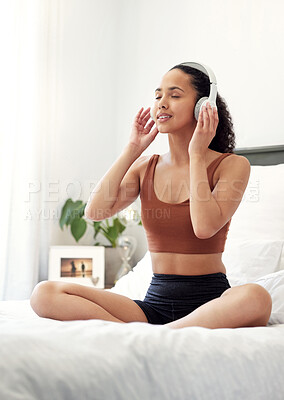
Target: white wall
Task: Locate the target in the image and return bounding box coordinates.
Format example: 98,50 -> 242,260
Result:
45,0 -> 284,273
114,0 -> 284,154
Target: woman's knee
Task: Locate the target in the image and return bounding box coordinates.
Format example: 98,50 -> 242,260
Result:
30,280 -> 60,317
244,283 -> 272,325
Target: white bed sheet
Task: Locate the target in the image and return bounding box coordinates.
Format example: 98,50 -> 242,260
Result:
0,300 -> 284,400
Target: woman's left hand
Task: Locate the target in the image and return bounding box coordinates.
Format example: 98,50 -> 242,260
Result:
188,103 -> 219,157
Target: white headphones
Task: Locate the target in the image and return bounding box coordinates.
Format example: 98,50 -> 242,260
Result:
150,62 -> 218,121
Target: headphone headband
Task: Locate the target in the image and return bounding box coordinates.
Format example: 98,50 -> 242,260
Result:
179,62 -> 217,85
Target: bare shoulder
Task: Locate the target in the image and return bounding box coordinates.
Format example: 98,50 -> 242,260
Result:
130,154 -> 151,173
133,154 -> 155,185
223,153 -> 250,169
134,154 -> 152,167
218,153 -> 251,180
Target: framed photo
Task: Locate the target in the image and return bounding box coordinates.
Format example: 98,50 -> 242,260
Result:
48,246 -> 105,288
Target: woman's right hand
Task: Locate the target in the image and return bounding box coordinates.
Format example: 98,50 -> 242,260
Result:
128,107 -> 159,153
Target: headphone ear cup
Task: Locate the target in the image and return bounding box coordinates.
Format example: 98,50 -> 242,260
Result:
194,97 -> 208,121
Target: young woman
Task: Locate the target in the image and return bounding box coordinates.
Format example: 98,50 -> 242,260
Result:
30,63 -> 272,329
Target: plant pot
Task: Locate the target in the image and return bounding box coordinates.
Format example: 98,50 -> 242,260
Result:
104,247 -> 122,287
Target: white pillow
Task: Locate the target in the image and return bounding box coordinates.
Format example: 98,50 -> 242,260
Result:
227,164 -> 284,242
109,251 -> 152,300
253,270 -> 284,325
226,164 -> 284,271
223,239 -> 283,286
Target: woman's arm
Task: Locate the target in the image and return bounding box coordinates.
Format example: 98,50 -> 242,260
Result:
84,144 -> 142,221
189,153 -> 250,238
84,107 -> 158,221
188,103 -> 250,238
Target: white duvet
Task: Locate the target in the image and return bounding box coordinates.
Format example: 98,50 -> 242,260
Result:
0,300 -> 284,400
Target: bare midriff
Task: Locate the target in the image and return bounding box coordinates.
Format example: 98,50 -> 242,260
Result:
150,252 -> 226,275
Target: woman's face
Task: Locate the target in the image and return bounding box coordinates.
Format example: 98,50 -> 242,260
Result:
152,68 -> 197,134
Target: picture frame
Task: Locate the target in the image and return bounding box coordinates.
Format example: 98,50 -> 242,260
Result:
48,246 -> 105,288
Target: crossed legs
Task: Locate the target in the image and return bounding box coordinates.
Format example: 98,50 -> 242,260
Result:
166,283 -> 272,329
30,281 -> 147,323
30,281 -> 272,329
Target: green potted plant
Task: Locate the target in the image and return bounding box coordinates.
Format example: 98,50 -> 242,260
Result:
59,198 -> 127,247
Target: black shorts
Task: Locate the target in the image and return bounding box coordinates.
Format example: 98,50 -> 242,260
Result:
133,272 -> 231,325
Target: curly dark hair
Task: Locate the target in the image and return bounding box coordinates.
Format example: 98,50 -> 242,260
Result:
169,64 -> 236,153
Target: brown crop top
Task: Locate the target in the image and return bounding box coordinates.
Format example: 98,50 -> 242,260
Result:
140,153 -> 233,254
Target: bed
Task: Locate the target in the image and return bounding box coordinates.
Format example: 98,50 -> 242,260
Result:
1,145 -> 284,400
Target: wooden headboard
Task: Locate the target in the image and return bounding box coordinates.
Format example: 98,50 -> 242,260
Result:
234,144 -> 284,165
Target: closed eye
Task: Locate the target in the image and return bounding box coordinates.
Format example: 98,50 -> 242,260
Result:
155,96 -> 180,99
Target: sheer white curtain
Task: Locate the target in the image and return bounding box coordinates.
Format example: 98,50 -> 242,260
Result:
0,0 -> 58,300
